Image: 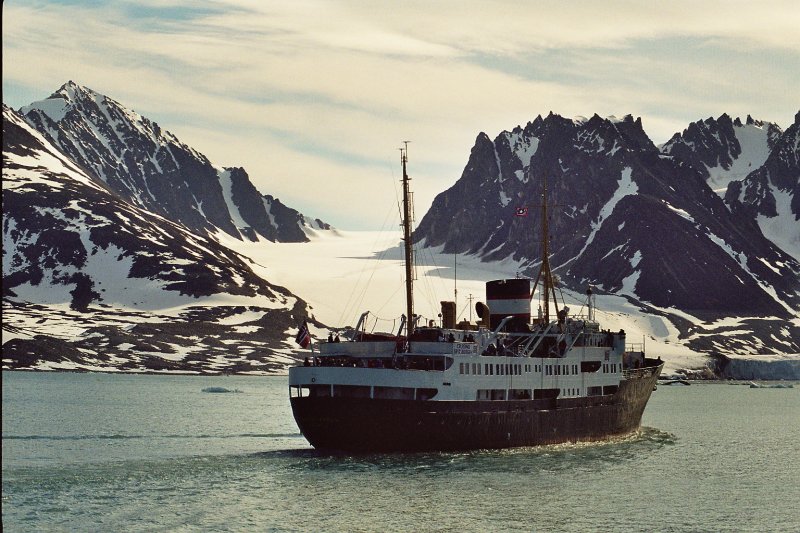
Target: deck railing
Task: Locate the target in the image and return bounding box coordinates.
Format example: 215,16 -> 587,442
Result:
623,367 -> 656,380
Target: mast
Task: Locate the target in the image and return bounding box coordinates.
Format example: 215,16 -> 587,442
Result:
400,142 -> 414,335
454,254 -> 458,319
533,175 -> 560,323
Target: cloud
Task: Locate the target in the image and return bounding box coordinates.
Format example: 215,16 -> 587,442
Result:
3,1 -> 799,229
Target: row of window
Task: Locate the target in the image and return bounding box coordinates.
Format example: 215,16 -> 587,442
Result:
459,362 -> 539,376
458,362 -> 617,376
545,364 -> 580,376
476,387 -> 582,400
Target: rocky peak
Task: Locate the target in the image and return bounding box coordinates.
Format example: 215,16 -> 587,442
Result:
661,113 -> 783,195
414,110 -> 799,325
17,82 -> 327,243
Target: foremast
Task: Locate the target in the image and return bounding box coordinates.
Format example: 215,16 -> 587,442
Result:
400,142 -> 414,334
531,175 -> 560,324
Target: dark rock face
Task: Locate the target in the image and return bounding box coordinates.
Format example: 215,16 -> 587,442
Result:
661,114 -> 781,178
665,112 -> 798,263
17,81 -> 327,243
414,112 -> 799,353
3,103 -> 315,372
724,112 -> 800,223
3,104 -> 293,308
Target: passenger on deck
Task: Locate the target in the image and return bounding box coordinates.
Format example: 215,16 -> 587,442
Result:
447,333 -> 455,343
303,357 -> 311,367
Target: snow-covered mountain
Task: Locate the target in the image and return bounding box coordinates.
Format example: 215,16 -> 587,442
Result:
3,103 -> 313,373
414,112 -> 799,356
660,113 -> 783,195
724,112 -> 800,262
3,87 -> 798,375
19,81 -> 329,243
661,111 -> 799,262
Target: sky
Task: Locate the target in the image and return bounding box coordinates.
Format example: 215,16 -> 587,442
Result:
3,0 -> 799,229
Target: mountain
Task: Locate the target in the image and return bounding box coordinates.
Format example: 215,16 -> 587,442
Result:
19,81 -> 329,243
3,103 -> 314,373
723,112 -> 800,262
660,113 -> 783,195
414,112 -> 799,356
3,82 -> 798,372
661,111 -> 799,261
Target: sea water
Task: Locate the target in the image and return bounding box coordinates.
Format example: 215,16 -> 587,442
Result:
2,371 -> 799,532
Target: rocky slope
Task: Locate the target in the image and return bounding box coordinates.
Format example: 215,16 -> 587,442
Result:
2,104 -> 315,373
19,81 -> 329,243
414,112 -> 799,356
663,111 -> 799,262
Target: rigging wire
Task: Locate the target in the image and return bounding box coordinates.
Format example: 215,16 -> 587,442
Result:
336,156 -> 407,328
412,241 -> 452,324
336,205 -> 401,328
340,226 -> 401,327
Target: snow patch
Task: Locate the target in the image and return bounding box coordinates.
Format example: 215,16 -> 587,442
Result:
567,167 -> 638,263
20,96 -> 70,122
217,168 -> 249,231
756,184 -> 800,262
664,202 -> 696,223
706,122 -> 772,195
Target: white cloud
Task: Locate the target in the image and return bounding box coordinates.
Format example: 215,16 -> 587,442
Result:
3,1 -> 799,229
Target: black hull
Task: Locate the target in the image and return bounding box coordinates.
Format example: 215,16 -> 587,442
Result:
290,365 -> 662,452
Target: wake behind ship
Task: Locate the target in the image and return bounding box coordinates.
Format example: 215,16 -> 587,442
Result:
288,146 -> 663,452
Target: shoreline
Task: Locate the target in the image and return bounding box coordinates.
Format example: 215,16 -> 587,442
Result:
4,368 -> 799,384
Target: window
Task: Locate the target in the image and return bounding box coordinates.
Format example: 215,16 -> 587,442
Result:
477,389 -> 507,400
581,361 -> 601,373
459,363 -> 464,374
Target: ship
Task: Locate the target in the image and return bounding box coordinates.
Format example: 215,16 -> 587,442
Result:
288,144 -> 663,452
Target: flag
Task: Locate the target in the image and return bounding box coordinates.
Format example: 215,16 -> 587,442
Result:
295,321 -> 311,348
515,207 -> 528,216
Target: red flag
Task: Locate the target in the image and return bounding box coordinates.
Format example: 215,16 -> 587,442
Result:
515,207 -> 528,216
295,321 -> 311,348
